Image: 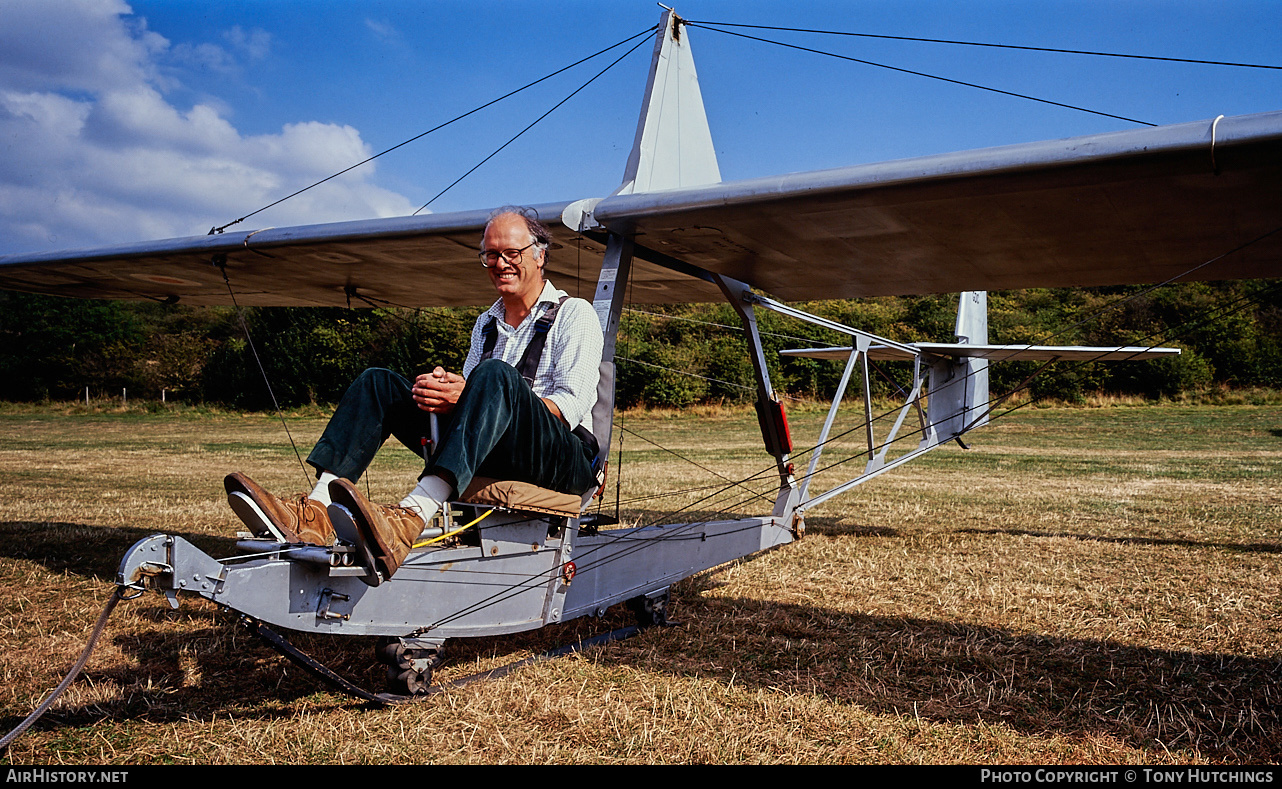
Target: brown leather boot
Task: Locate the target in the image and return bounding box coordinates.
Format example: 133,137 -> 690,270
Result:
327,478 -> 425,582
224,472 -> 336,546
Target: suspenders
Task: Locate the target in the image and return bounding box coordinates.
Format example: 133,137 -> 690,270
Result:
479,295 -> 569,386
477,295 -> 602,468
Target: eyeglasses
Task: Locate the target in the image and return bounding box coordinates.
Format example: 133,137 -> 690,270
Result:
478,242 -> 538,268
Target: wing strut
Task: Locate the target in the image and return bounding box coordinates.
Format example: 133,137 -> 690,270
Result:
713,274 -> 799,519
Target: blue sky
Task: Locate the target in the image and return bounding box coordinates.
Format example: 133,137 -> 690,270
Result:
2,0 -> 1279,255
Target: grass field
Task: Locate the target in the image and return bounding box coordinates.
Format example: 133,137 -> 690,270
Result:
0,400 -> 1278,764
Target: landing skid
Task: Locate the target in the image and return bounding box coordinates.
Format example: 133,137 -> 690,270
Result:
247,602 -> 664,705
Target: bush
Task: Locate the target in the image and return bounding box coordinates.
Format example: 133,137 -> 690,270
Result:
1,279 -> 1278,409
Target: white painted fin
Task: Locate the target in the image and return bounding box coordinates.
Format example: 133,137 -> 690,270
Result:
615,9 -> 721,196
953,291 -> 990,432
955,291 -> 988,346
926,292 -> 990,441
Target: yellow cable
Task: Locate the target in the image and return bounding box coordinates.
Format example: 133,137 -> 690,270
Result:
414,508 -> 493,548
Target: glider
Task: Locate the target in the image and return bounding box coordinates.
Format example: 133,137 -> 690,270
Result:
0,8 -> 1276,701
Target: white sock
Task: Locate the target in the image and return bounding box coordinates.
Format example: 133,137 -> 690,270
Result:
310,471 -> 339,505
399,475 -> 451,524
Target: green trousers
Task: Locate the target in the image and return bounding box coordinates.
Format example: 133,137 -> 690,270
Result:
307,360 -> 596,497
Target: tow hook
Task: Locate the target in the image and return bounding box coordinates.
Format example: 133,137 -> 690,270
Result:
117,534 -> 227,609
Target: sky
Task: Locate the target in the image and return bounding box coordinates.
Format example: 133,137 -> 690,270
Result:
1,0 -> 1279,256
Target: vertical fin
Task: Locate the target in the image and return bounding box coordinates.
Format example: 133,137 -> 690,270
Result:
615,9 -> 721,195
956,291 -> 990,431
927,291 -> 990,441
955,290 -> 988,346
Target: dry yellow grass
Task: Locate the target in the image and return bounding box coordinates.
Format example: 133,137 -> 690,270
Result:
0,402 -> 1278,764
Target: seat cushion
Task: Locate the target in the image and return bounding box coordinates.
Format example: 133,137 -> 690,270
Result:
459,477 -> 582,517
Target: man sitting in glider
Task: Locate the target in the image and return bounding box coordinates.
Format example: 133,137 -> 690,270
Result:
225,207 -> 604,582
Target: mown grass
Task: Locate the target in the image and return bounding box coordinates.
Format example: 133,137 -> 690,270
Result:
0,400 -> 1278,764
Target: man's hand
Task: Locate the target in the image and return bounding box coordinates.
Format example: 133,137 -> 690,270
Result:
412,367 -> 465,413
541,397 -> 565,425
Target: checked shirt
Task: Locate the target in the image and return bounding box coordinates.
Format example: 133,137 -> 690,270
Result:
462,280 -> 603,434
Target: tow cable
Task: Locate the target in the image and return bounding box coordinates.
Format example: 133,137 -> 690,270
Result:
0,587 -> 129,752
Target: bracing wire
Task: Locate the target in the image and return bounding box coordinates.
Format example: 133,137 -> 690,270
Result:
209,26 -> 656,235
411,33 -> 653,214
218,266 -> 312,487
616,355 -> 804,401
208,28 -> 655,498
686,22 -> 1157,127
687,20 -> 1282,71
623,307 -> 832,347
615,423 -> 776,506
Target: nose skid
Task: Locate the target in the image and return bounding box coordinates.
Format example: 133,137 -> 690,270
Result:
117,534 -> 228,608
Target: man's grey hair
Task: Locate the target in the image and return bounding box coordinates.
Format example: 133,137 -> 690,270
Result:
485,206 -> 552,266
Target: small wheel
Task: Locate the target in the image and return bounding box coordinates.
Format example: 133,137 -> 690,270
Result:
375,637 -> 405,666
387,665 -> 433,696
374,639 -> 445,670
627,591 -> 670,628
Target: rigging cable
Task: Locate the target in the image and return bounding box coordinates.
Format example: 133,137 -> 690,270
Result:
208,26 -> 656,235
411,33 -> 653,214
623,306 -> 832,347
218,264 -> 312,487
615,423 -> 775,506
685,22 -> 1157,127
615,355 -> 804,401
687,21 -> 1282,71
208,27 -> 655,494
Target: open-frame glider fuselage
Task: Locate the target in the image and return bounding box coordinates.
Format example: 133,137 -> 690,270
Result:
2,9 -> 1279,698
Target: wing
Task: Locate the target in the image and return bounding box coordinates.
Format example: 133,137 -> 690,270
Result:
0,202 -> 721,307
592,110 -> 1282,300
2,112 -> 1280,306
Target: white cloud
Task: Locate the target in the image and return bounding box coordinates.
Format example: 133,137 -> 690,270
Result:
0,0 -> 162,94
364,19 -> 399,42
0,0 -> 414,255
223,25 -> 272,61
